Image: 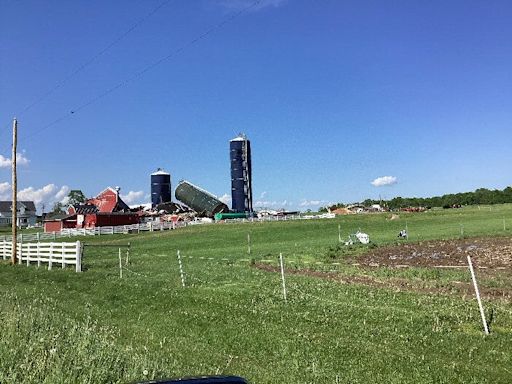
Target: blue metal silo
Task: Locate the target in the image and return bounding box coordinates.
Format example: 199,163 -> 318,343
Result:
230,134 -> 253,213
151,168 -> 172,208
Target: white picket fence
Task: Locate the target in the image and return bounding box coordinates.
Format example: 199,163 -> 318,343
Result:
0,241 -> 82,272
0,221 -> 186,242
222,213 -> 336,224
0,213 -> 335,242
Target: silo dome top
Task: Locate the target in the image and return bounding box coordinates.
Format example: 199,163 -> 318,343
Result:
230,133 -> 248,142
151,168 -> 170,176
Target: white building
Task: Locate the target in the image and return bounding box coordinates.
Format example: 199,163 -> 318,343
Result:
0,201 -> 37,228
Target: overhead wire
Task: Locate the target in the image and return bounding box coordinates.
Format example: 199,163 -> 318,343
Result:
0,0 -> 174,138
6,0 -> 262,150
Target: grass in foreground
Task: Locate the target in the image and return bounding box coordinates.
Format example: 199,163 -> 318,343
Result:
0,205 -> 511,383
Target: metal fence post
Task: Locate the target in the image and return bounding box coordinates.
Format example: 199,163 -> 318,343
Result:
467,255 -> 489,335
279,253 -> 287,303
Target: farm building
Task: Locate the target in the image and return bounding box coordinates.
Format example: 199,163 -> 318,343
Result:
0,201 -> 37,228
44,187 -> 139,232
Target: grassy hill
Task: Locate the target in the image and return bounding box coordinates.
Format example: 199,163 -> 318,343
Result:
1,204 -> 511,383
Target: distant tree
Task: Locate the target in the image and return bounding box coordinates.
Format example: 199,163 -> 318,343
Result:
67,190 -> 87,206
51,202 -> 65,213
313,186 -> 512,212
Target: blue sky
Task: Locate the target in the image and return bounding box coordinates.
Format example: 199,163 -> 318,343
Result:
1,0 -> 511,211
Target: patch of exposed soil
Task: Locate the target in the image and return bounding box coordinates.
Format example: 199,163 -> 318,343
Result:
254,263 -> 512,300
357,236 -> 512,269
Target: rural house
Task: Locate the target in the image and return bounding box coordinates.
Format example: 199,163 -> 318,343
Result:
0,201 -> 37,228
44,187 -> 139,232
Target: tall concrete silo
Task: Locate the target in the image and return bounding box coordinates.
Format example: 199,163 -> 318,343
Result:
230,134 -> 253,213
151,168 -> 172,208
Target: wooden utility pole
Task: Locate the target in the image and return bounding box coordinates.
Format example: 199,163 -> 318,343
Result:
11,118 -> 17,265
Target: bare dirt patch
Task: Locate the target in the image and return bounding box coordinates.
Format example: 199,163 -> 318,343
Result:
254,236 -> 512,299
254,263 -> 512,300
357,236 -> 512,269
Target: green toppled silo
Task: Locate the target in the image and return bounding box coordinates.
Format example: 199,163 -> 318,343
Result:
175,180 -> 229,218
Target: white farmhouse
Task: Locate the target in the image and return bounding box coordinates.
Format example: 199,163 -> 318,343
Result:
0,201 -> 37,228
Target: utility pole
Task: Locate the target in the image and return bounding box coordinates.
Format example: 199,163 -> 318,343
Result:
11,118 -> 18,265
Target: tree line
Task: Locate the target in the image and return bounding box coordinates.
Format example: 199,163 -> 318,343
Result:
320,186 -> 512,212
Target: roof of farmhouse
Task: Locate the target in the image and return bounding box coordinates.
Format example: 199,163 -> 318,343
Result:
0,201 -> 36,212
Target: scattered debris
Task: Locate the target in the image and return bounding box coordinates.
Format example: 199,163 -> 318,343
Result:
345,231 -> 370,245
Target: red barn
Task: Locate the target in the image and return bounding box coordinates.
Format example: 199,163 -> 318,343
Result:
43,213 -> 78,233
44,187 -> 139,232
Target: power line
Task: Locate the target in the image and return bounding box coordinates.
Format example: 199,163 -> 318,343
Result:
0,0 -> 174,137
19,0 -> 262,144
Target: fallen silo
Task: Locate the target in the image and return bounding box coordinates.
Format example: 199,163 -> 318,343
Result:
175,180 -> 229,218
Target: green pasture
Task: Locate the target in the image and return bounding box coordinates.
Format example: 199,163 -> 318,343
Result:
1,204 -> 512,383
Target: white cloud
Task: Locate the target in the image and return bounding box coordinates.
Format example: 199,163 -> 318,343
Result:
120,190 -> 145,205
371,176 -> 398,187
215,0 -> 287,12
0,183 -> 70,211
259,191 -> 267,199
0,156 -> 9,168
254,200 -> 293,208
18,184 -> 58,207
0,182 -> 9,194
55,186 -> 71,205
299,199 -> 328,207
218,193 -> 232,205
0,153 -> 30,168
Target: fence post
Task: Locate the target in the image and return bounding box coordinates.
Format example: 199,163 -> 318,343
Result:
338,224 -> 342,243
61,244 -> 65,269
36,232 -> 40,241
18,238 -> 22,265
53,231 -> 56,240
279,252 -> 287,303
247,233 -> 251,255
76,241 -> 82,272
467,255 -> 489,335
118,248 -> 123,278
25,243 -> 30,266
48,243 -> 53,270
177,250 -> 185,287
125,242 -> 130,265
37,242 -> 41,267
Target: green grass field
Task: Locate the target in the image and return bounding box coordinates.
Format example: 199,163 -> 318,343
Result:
1,205 -> 512,383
